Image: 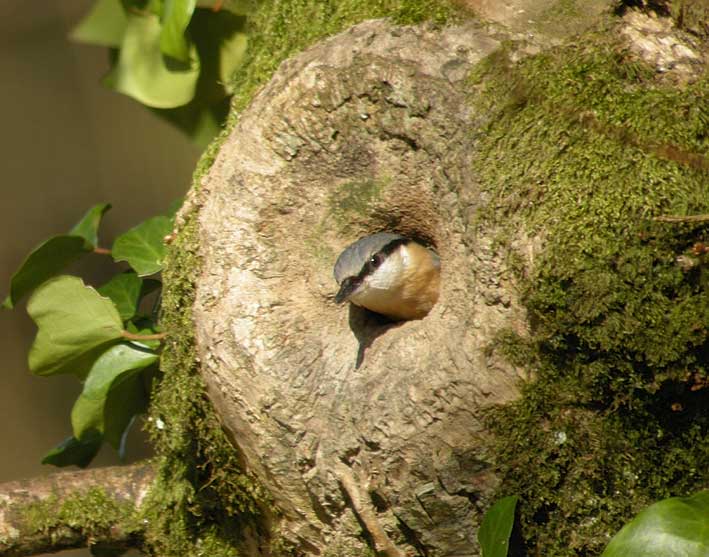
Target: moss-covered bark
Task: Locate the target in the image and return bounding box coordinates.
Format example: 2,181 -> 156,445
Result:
136,2 -> 467,555
2,464 -> 154,556
25,4 -> 702,557
151,9 -> 708,557
472,26 -> 709,556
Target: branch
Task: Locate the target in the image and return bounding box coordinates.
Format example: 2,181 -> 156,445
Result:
0,462 -> 155,557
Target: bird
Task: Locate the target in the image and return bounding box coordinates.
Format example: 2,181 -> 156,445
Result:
333,232 -> 441,321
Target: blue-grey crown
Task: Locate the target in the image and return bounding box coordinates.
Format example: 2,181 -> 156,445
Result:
333,232 -> 405,284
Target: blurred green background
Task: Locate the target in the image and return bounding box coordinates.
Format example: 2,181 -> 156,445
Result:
0,2 -> 200,554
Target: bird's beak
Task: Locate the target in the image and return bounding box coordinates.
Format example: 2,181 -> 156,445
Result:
335,278 -> 357,304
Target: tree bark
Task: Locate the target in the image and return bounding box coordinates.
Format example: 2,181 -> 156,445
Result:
3,3 -> 701,557
0,463 -> 154,557
192,18 -> 529,556
191,5 -> 702,553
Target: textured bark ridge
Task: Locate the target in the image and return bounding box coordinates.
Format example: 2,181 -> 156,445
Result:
193,19 -> 528,556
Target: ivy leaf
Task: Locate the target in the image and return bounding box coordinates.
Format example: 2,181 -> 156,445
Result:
68,203 -> 111,248
41,433 -> 102,469
71,343 -> 157,448
160,0 -> 197,63
103,12 -> 200,109
112,216 -> 173,276
152,8 -> 246,146
98,272 -> 143,321
2,237 -> 90,310
478,495 -> 518,557
104,371 -> 150,453
3,204 -> 111,309
27,276 -> 124,376
71,0 -> 128,47
601,491 -> 709,557
218,28 -> 248,94
189,8 -> 248,97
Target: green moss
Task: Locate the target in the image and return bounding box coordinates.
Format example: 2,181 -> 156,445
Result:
472,28 -> 709,556
138,208 -> 265,557
22,487 -> 140,548
133,1 -> 466,554
228,0 -> 464,116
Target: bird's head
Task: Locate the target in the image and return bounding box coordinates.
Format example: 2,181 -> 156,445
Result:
333,233 -> 440,320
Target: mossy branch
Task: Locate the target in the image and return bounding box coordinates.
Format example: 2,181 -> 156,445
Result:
0,462 -> 155,557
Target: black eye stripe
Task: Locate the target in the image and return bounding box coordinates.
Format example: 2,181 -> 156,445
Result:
356,238 -> 410,280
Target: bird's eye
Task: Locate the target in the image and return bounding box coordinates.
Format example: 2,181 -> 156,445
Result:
369,253 -> 384,269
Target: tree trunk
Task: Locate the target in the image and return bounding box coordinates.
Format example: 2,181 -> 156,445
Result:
190,3 -> 705,552
191,18 -> 529,556
3,2 -> 702,556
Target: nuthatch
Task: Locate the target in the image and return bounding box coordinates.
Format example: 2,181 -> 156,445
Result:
333,233 -> 441,321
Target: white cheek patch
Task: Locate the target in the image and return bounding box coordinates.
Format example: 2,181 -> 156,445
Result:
365,252 -> 403,291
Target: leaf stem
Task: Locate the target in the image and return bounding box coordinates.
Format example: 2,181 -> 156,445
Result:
653,214 -> 709,223
94,247 -> 112,255
121,331 -> 167,342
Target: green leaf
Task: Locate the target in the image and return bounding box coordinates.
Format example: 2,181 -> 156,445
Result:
160,0 -> 197,63
3,236 -> 91,309
601,491 -> 709,557
68,203 -> 112,248
41,433 -> 102,468
3,204 -> 112,309
190,8 -> 248,95
218,28 -> 248,94
152,8 -> 246,146
479,495 -> 518,557
103,12 -> 200,108
112,216 -> 172,276
27,276 -> 124,376
145,0 -> 164,15
104,371 -> 150,452
71,0 -> 128,47
98,272 -> 143,321
71,343 -> 157,447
